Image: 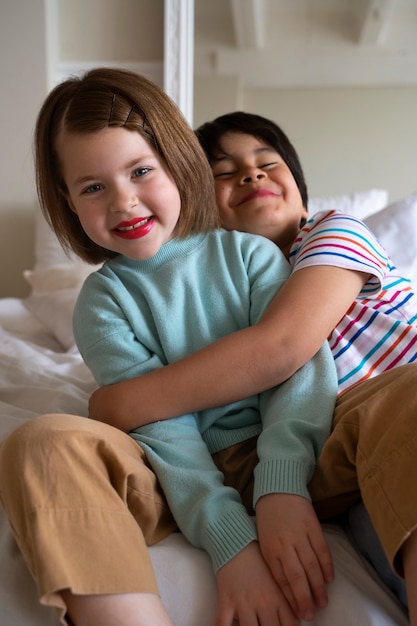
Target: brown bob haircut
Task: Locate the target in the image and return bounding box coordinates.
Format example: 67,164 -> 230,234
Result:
35,67 -> 220,264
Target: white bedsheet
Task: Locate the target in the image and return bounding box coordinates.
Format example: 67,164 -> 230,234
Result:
0,298 -> 409,625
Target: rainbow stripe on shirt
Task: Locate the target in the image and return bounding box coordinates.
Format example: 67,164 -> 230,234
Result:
289,210 -> 417,394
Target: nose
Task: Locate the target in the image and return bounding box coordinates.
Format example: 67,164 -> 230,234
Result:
241,167 -> 266,184
109,184 -> 138,213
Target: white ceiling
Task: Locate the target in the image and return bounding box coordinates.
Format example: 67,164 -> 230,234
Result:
194,0 -> 417,88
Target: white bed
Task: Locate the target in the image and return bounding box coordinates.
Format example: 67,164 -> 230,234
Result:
1,188 -> 416,626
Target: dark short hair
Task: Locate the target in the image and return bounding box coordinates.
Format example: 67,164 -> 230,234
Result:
195,111 -> 308,209
35,67 -> 220,264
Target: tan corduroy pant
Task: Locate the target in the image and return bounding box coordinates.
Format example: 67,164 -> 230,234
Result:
310,362 -> 417,575
1,363 -> 417,619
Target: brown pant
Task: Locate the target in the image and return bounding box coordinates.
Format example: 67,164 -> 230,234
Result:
310,362 -> 417,575
1,363 -> 417,615
0,414 -> 258,618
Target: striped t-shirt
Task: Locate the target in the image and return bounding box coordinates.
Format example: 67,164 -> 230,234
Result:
289,210 -> 417,394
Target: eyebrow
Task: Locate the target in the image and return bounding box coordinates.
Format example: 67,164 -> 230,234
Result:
73,155 -> 155,186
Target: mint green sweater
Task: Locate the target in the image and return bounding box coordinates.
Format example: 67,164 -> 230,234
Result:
73,229 -> 337,572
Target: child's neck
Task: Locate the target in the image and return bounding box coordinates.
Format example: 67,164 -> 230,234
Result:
274,228 -> 299,260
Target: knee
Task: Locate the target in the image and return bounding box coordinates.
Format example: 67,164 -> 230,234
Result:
0,414 -> 85,480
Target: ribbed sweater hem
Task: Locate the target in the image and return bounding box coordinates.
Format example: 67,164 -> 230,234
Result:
205,507 -> 257,572
253,458 -> 312,506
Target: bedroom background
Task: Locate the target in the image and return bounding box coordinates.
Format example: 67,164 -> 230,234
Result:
1,0 -> 417,298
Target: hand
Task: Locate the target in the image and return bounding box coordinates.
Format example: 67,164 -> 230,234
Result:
256,494 -> 334,622
215,542 -> 300,626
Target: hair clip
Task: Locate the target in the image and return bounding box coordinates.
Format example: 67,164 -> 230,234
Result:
108,94 -> 116,124
124,104 -> 135,126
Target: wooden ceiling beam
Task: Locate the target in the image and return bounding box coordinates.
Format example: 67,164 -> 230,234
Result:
229,0 -> 265,49
356,0 -> 397,45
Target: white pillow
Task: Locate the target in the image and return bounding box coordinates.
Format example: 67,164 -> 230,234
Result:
23,261 -> 100,350
23,263 -> 100,293
24,212 -> 102,350
23,263 -> 101,351
364,191 -> 417,288
34,209 -> 80,269
309,189 -> 388,220
24,288 -> 80,351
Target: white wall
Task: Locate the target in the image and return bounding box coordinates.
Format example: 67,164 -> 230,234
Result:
194,78 -> 417,204
0,0 -> 48,297
58,0 -> 163,63
0,0 -> 163,298
1,1 -> 416,297
245,85 -> 417,203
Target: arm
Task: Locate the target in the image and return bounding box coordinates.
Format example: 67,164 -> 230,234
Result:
89,264 -> 367,429
252,339 -> 338,621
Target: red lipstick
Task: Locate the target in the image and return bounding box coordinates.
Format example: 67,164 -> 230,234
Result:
113,217 -> 155,240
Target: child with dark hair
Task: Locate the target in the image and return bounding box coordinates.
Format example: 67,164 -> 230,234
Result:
92,110 -> 417,623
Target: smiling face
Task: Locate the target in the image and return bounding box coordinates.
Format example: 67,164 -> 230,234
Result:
57,126 -> 182,261
211,132 -> 308,256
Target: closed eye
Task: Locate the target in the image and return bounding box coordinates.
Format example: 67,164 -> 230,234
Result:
213,161 -> 279,179
260,161 -> 279,169
213,170 -> 235,179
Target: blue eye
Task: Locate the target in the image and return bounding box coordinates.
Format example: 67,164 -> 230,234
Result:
133,167 -> 150,178
83,183 -> 102,194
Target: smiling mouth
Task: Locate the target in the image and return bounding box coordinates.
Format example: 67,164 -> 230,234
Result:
113,216 -> 155,240
238,189 -> 278,206
115,217 -> 152,232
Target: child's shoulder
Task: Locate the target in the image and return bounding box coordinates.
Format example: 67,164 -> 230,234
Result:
301,209 -> 377,243
306,209 -> 366,228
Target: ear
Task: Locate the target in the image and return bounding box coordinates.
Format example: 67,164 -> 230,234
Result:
68,198 -> 78,215
61,187 -> 78,214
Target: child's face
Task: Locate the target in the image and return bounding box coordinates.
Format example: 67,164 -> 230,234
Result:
211,132 -> 308,255
57,126 -> 181,260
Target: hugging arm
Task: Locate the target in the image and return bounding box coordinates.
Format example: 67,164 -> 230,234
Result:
89,264 -> 367,429
254,340 -> 338,621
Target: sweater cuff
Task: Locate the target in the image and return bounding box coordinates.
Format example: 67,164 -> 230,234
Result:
253,458 -> 312,506
205,507 -> 258,572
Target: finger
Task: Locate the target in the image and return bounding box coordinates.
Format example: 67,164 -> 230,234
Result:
296,544 -> 329,612
297,533 -> 333,611
310,528 -> 334,584
240,587 -> 300,626
215,605 -> 236,626
269,550 -> 314,619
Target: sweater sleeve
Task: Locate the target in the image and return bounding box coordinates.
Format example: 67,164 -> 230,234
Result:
253,340 -> 337,505
130,416 -> 258,572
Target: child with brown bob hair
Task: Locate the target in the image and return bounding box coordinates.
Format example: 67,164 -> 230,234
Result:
0,69 -> 338,626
